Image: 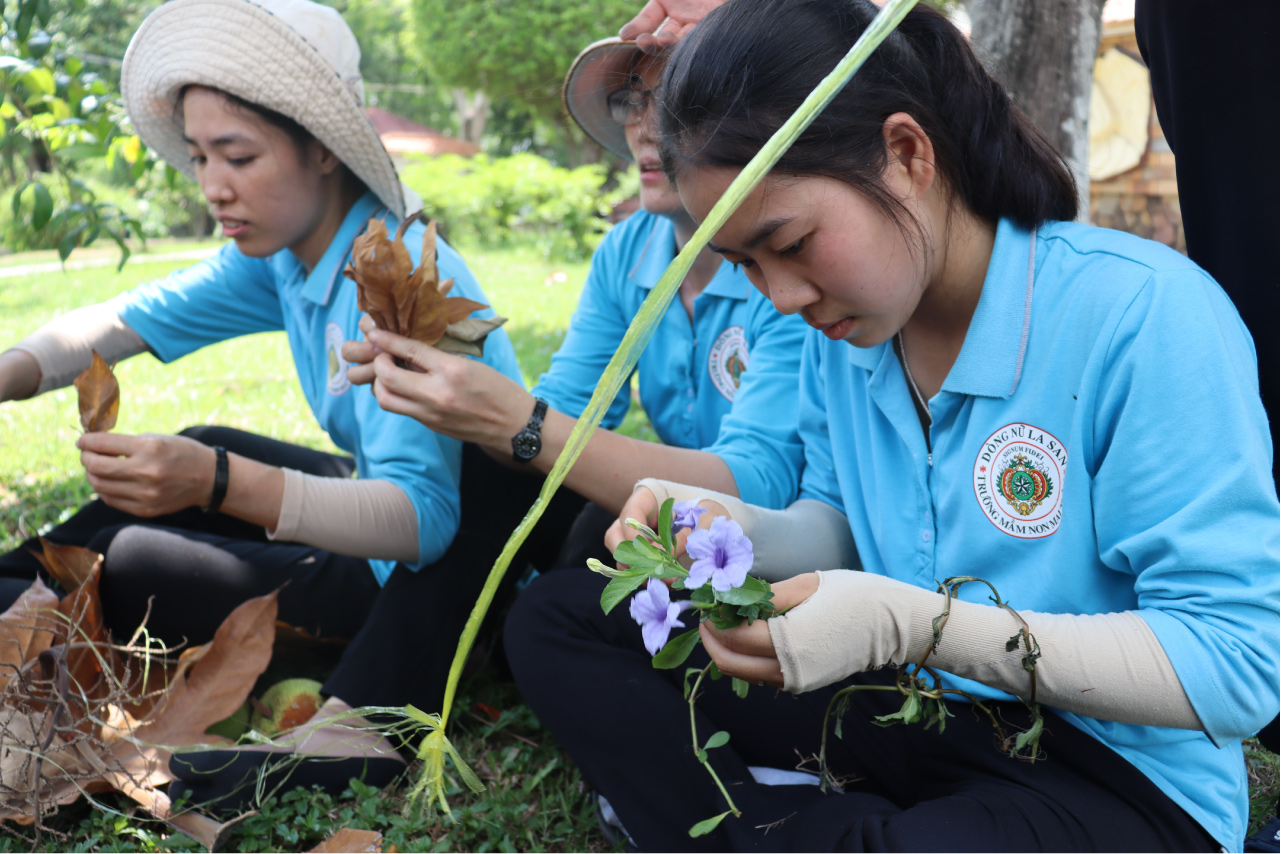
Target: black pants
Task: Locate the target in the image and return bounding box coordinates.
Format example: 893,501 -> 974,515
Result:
504,570 -> 1218,852
0,426 -> 587,713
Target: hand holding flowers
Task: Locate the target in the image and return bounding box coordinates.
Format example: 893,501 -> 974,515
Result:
588,496 -> 784,836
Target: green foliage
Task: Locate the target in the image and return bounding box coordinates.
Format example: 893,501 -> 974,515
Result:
406,0 -> 635,128
402,153 -> 625,262
0,0 -> 159,265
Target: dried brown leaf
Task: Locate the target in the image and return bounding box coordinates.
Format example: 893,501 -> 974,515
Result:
435,316 -> 509,358
29,538 -> 100,591
0,580 -> 59,696
310,828 -> 384,853
73,351 -> 119,433
345,219 -> 412,333
445,297 -> 489,325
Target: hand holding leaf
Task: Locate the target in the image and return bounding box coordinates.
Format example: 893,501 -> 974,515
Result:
344,214 -> 507,358
73,350 -> 119,433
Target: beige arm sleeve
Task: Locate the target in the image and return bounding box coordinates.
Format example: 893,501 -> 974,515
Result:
769,569 -> 1203,731
269,469 -> 420,564
7,304 -> 149,395
635,479 -> 859,581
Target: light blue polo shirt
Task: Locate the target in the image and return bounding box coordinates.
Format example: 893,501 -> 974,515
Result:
797,218 -> 1280,850
533,210 -> 808,509
113,193 -> 524,585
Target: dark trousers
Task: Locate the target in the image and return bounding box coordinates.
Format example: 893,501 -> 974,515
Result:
505,570 -> 1218,852
1,426 -> 587,713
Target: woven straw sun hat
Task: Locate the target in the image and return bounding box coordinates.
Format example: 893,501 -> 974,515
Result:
122,0 -> 419,220
563,37 -> 647,161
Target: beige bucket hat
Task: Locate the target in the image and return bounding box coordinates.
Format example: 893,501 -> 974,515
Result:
562,37 -> 646,161
121,0 -> 420,220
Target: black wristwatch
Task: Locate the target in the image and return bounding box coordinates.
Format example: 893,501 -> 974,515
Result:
511,398 -> 549,463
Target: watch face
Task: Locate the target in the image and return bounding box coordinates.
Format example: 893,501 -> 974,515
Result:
513,430 -> 541,460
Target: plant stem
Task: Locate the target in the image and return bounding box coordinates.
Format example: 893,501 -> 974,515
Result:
689,662 -> 740,818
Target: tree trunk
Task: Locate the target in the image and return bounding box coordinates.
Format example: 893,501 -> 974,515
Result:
452,89 -> 490,147
968,0 -> 1105,219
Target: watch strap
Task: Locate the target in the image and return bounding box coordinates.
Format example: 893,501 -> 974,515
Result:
204,446 -> 229,514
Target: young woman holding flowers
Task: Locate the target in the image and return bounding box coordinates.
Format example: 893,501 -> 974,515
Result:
504,0 -> 1280,850
342,39 -> 809,566
0,0 -> 572,809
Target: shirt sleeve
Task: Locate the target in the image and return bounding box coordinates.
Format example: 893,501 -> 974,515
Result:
1089,270 -> 1280,746
112,243 -> 284,362
531,232 -> 633,428
707,290 -> 809,508
797,330 -> 847,513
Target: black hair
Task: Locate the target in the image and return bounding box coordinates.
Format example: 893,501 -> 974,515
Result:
659,0 -> 1078,233
175,85 -> 315,154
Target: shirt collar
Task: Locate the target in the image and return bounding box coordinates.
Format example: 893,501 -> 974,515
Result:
941,218 -> 1036,398
632,214 -> 750,300
299,193 -> 387,306
845,218 -> 1036,397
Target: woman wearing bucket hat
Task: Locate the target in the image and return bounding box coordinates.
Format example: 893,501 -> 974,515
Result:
343,38 -> 812,572
0,0 -> 581,811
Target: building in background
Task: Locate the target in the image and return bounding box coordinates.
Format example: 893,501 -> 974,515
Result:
1087,0 -> 1184,252
364,106 -> 480,167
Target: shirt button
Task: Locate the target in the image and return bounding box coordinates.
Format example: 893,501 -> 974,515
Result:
687,388 -> 695,398
687,403 -> 695,413
921,530 -> 932,543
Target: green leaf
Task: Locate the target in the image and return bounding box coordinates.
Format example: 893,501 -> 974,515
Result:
21,67 -> 54,97
703,730 -> 730,751
58,223 -> 87,262
731,677 -> 750,699
682,667 -> 701,700
652,628 -> 699,669
707,661 -> 722,681
873,689 -> 923,727
1012,716 -> 1043,754
657,497 -> 675,552
600,573 -> 648,615
53,142 -> 105,161
611,538 -> 655,567
65,57 -> 82,76
689,810 -> 733,838
715,583 -> 769,606
26,30 -> 50,59
11,182 -> 30,217
695,749 -> 707,763
30,181 -> 52,231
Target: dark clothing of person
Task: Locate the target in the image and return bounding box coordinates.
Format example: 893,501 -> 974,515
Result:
1135,0 -> 1280,754
505,569 -> 1219,852
0,425 -> 586,714
1134,0 -> 1278,487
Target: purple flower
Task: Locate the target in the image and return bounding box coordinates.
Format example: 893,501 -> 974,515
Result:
685,516 -> 753,592
629,578 -> 692,656
671,500 -> 707,535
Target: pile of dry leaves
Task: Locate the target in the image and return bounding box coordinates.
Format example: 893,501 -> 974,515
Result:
0,540 -> 277,849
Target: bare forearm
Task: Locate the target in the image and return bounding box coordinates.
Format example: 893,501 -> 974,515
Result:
220,453 -> 286,532
526,409 -> 739,514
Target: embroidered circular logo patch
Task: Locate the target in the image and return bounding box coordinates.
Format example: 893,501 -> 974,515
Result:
325,322 -> 351,396
708,326 -> 748,401
972,423 -> 1067,538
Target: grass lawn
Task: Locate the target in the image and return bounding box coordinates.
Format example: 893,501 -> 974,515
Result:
0,241 -> 1276,850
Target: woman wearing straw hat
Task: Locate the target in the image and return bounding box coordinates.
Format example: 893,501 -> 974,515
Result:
343,38 -> 812,569
0,0 -> 577,810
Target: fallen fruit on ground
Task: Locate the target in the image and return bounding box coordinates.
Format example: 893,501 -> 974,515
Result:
344,213 -> 507,357
250,678 -> 324,737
